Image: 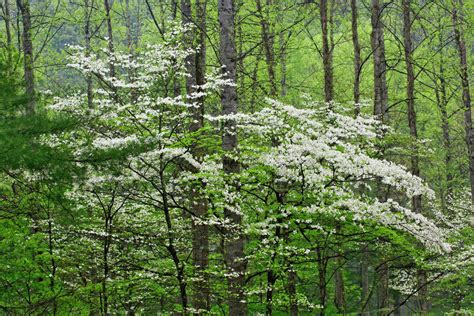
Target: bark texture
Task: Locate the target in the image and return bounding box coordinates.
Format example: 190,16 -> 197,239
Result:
403,1 -> 428,313
17,0 -> 35,114
103,0 -> 115,78
452,0 -> 474,208
218,0 -> 246,314
351,0 -> 361,115
371,0 -> 388,120
320,0 -> 333,102
3,0 -> 12,47
360,245 -> 370,316
181,0 -> 211,312
256,0 -> 277,97
84,0 -> 93,109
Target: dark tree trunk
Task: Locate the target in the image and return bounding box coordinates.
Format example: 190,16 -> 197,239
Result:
256,0 -> 277,97
334,224 -> 345,314
195,0 -> 207,122
371,1 -> 390,311
161,167 -> 188,312
317,246 -> 327,316
125,0 -> 138,103
452,0 -> 474,207
195,0 -> 210,310
435,52 -> 453,205
181,0 -> 211,312
3,0 -> 12,47
250,47 -> 263,112
371,0 -> 388,121
403,1 -> 428,313
17,0 -> 35,114
279,30 -> 288,98
377,261 -> 389,315
103,0 -> 115,78
287,265 -> 298,316
350,0 -> 361,115
181,0 -> 196,100
320,0 -> 333,102
218,0 -> 246,314
360,245 -> 370,316
256,1 -> 280,313
84,0 -> 93,109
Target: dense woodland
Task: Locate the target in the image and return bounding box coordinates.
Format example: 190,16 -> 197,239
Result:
0,0 -> 473,314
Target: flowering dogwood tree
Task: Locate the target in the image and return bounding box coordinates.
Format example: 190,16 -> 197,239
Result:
30,37 -> 462,314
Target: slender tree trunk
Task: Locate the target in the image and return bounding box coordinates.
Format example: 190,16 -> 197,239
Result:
371,0 -> 388,121
320,0 -> 333,102
181,0 -> 211,312
125,0 -> 138,103
452,0 -> 474,208
317,246 -> 327,316
250,47 -> 263,112
84,0 -> 93,109
256,0 -> 277,97
377,261 -> 389,315
47,212 -> 57,315
218,0 -> 246,314
15,1 -> 20,50
321,0 -> 345,309
17,0 -> 35,114
161,166 -> 189,313
360,245 -> 370,316
371,1 -> 390,312
287,263 -> 298,316
195,0 -> 206,119
278,25 -> 296,316
402,1 -> 428,313
334,224 -> 345,314
102,213 -> 112,316
181,0 -> 196,100
435,51 -> 453,205
256,1 -> 280,313
3,0 -> 13,66
194,0 -> 210,309
103,0 -> 115,78
350,0 -> 361,116
3,0 -> 12,47
279,30 -> 288,98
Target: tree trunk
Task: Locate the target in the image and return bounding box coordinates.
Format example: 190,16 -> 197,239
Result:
84,0 -> 93,109
17,0 -> 35,114
322,1 -> 345,309
3,0 -> 12,47
287,266 -> 298,316
256,1 -> 280,313
279,30 -> 288,98
317,246 -> 327,316
360,245 -> 370,316
452,0 -> 474,208
256,0 -> 277,97
320,0 -> 333,102
218,0 -> 246,314
194,0 -> 210,309
402,1 -> 428,313
125,0 -> 138,103
377,261 -> 389,315
350,0 -> 361,115
435,51 -> 453,206
371,0 -> 388,121
181,0 -> 211,312
334,224 -> 345,314
103,0 -> 115,78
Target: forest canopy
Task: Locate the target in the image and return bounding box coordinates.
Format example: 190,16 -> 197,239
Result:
0,0 -> 473,315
